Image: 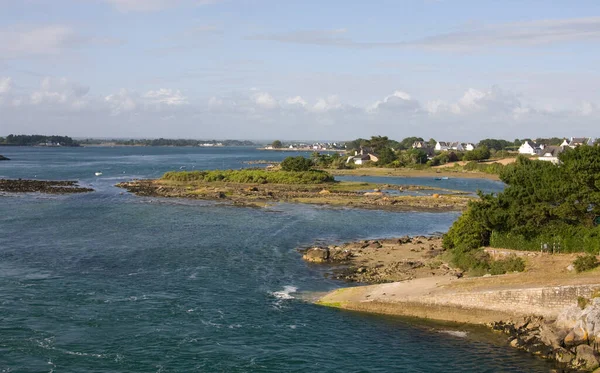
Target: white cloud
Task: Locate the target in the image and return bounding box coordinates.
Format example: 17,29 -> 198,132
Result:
253,92 -> 278,109
105,89 -> 138,114
285,96 -> 307,107
312,95 -> 343,112
103,0 -> 222,12
143,88 -> 188,106
0,25 -> 75,59
368,90 -> 420,113
1,76 -> 599,140
0,77 -> 12,94
103,0 -> 178,12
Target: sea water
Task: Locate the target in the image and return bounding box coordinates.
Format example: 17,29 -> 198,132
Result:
0,147 -> 552,372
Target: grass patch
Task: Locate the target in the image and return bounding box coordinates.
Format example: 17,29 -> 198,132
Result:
162,169 -> 334,184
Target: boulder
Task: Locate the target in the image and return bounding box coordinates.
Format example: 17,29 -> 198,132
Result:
302,247 -> 329,263
554,347 -> 575,364
319,189 -> 331,195
564,321 -> 589,347
329,247 -> 352,262
361,241 -> 382,249
574,344 -> 600,371
0,155 -> 9,161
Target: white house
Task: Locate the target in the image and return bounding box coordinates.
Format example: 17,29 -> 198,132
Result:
518,141 -> 540,155
538,146 -> 564,164
561,137 -> 595,148
347,154 -> 379,165
412,141 -> 428,149
449,142 -> 465,152
463,143 -> 475,151
435,141 -> 450,151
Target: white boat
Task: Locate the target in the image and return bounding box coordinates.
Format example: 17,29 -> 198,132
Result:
95,172 -> 103,176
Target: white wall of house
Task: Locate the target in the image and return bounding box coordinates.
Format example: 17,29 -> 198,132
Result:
519,142 -> 536,155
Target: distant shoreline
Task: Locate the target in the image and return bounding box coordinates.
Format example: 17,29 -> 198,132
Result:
257,147 -> 346,153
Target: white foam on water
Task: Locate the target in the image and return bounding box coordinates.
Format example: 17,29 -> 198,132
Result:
270,285 -> 297,300
439,330 -> 468,338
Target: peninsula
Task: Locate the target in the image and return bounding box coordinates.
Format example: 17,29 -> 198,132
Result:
313,145 -> 600,372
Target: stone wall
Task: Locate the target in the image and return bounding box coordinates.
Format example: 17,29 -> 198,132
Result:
415,284 -> 600,319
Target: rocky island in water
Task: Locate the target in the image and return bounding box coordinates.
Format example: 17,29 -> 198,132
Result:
116,169 -> 471,212
0,179 -> 94,194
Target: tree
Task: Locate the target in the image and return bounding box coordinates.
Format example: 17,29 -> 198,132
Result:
271,140 -> 283,148
464,146 -> 491,161
280,156 -> 314,172
398,136 -> 424,150
377,147 -> 397,165
477,139 -> 512,151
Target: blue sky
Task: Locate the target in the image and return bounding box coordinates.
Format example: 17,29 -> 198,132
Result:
1,0 -> 599,140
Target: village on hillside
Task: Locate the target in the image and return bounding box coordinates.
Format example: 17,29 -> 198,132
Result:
261,136 -> 598,169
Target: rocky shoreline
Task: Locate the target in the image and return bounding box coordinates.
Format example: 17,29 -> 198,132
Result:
116,179 -> 470,212
304,235 -> 600,372
0,179 -> 94,194
299,236 -> 463,283
491,299 -> 600,372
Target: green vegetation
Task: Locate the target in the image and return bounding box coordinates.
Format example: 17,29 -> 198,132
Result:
280,156 -> 314,172
311,152 -> 351,169
444,145 -> 600,272
1,134 -> 79,146
573,254 -> 599,273
162,169 -> 334,184
463,146 -> 491,161
449,246 -> 526,276
271,140 -> 283,148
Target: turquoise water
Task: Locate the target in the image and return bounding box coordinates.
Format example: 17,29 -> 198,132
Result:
0,147 -> 552,372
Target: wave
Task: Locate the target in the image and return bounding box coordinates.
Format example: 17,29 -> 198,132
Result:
270,285 -> 297,300
439,330 -> 468,338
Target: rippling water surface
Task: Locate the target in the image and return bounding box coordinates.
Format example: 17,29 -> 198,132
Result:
0,147 -> 552,372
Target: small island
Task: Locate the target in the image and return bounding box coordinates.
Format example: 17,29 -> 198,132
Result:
0,179 -> 94,194
116,157 -> 471,212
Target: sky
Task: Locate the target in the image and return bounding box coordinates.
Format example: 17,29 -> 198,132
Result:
0,0 -> 599,141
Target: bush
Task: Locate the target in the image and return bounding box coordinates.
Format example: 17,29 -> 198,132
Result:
162,169 -> 334,184
450,247 -> 490,272
443,209 -> 490,250
280,156 -> 314,172
489,255 -> 525,275
573,254 -> 599,273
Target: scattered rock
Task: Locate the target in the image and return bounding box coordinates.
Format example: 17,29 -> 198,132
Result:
574,344 -> 600,371
302,247 -> 329,263
0,179 -> 93,194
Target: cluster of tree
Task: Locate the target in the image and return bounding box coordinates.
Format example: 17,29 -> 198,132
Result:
310,152 -> 350,169
1,134 -> 79,146
280,156 -> 315,172
478,138 -> 514,151
444,145 -> 600,271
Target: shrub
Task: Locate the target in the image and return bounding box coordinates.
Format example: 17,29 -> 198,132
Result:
450,247 -> 490,272
162,169 -> 334,184
280,156 -> 314,172
489,255 -> 525,275
573,254 -> 599,273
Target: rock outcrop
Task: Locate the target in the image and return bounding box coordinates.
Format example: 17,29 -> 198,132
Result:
0,155 -> 10,161
491,298 -> 600,371
0,179 -> 93,194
